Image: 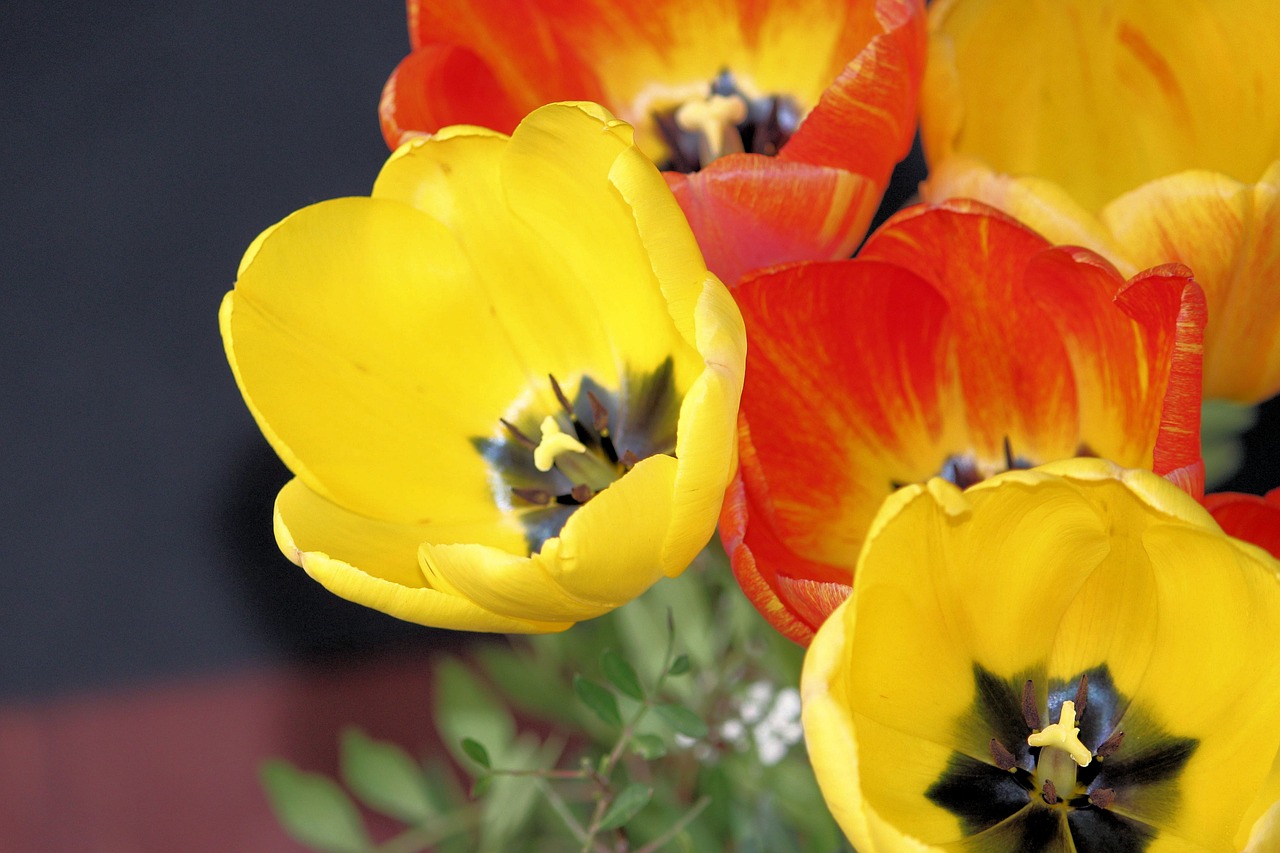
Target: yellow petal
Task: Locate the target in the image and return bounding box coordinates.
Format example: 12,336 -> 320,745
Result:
924,0 -> 1280,212
1101,163 -> 1280,403
803,459 -> 1280,848
419,455 -> 679,622
222,198 -> 524,526
802,598 -> 943,853
274,479 -> 565,633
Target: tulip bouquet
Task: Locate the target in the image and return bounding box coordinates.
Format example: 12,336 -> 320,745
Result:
222,0 -> 1280,850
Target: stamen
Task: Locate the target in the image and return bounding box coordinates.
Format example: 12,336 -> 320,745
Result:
1042,779 -> 1059,805
675,93 -> 748,163
570,483 -> 593,504
533,416 -> 587,472
1022,680 -> 1042,731
620,449 -> 639,470
587,390 -> 619,464
1094,729 -> 1125,760
1073,674 -> 1089,720
1088,787 -> 1117,810
1028,700 -> 1092,767
989,738 -> 1017,771
511,487 -> 551,506
1003,436 -> 1016,470
500,418 -> 538,450
548,374 -> 592,444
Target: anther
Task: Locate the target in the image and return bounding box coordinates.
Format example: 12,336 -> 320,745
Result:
1073,674 -> 1089,720
570,483 -> 593,504
511,487 -> 551,506
1003,436 -> 1016,470
620,449 -> 639,470
586,390 -> 619,464
1088,787 -> 1117,809
1042,779 -> 1059,805
500,418 -> 538,450
1094,729 -> 1125,761
1022,680 -> 1041,731
989,738 -> 1017,771
548,375 -> 592,444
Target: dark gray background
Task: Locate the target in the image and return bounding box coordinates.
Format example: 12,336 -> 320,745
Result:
4,1 -> 1277,700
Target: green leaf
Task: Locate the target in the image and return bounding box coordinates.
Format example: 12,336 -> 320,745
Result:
460,737 -> 492,769
573,675 -> 622,727
601,649 -> 645,700
433,656 -> 516,771
667,654 -> 691,677
654,703 -> 708,739
470,775 -> 493,799
260,760 -> 371,853
339,728 -> 434,825
598,783 -> 653,831
630,733 -> 668,760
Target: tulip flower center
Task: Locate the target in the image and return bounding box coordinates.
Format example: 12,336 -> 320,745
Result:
652,70 -> 801,172
927,439 -> 1097,490
474,360 -> 681,549
925,665 -> 1197,847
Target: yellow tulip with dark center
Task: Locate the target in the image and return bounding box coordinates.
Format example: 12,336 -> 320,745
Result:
219,102 -> 745,632
802,459 -> 1280,850
920,0 -> 1280,403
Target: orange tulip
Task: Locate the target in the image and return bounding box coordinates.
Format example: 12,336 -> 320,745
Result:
722,201 -> 1205,644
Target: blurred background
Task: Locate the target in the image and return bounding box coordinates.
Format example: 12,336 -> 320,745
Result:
3,1 -> 1278,850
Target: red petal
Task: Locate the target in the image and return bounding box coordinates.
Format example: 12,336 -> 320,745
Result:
379,45 -> 527,148
859,202 -> 1082,462
1115,266 -> 1206,497
779,0 -> 925,185
732,257 -> 951,575
1205,489 -> 1280,559
666,158 -> 881,285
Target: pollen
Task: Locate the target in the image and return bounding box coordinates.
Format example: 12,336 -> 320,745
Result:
533,416 -> 587,472
1027,700 -> 1093,767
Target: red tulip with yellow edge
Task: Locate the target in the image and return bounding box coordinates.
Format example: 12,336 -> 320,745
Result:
920,0 -> 1280,404
379,0 -> 926,285
721,201 -> 1205,645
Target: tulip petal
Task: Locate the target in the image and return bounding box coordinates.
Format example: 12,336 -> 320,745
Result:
666,158 -> 882,285
374,105 -> 699,393
1102,163 -> 1280,403
923,0 -> 1280,211
379,45 -> 526,148
274,479 -> 563,633
419,455 -> 679,622
221,198 -> 526,526
779,1 -> 925,185
859,203 -> 1082,463
1204,488 -> 1280,560
731,258 -> 952,570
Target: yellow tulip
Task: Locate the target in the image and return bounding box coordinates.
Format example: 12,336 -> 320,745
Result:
802,459 -> 1280,850
220,102 -> 745,632
921,0 -> 1280,403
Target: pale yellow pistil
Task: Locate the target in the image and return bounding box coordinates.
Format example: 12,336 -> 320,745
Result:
532,416 -> 618,492
675,93 -> 747,164
1028,700 -> 1092,803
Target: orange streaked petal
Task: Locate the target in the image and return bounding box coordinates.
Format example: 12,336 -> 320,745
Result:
779,0 -> 925,185
731,257 -> 952,572
1205,488 -> 1280,560
379,45 -> 526,149
404,0 -> 603,111
666,158 -> 881,285
858,202 -> 1081,463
